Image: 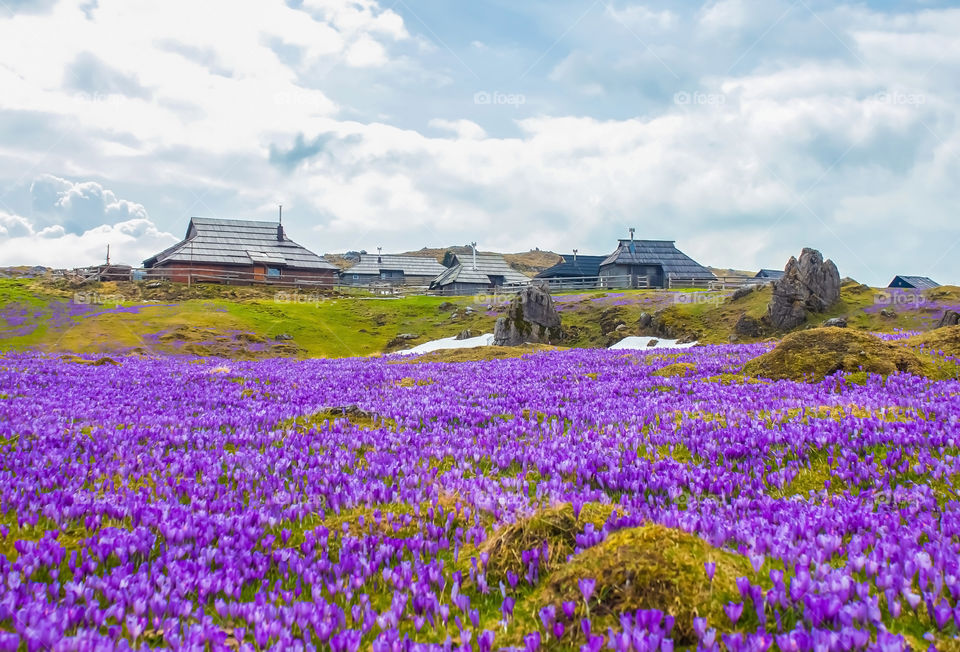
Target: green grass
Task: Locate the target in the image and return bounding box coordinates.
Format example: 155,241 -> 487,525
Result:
1,278 -> 957,358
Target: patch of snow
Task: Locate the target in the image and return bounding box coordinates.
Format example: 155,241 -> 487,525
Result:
609,336 -> 698,350
395,333 -> 495,355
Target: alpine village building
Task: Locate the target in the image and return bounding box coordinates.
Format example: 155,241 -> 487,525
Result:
143,217 -> 338,286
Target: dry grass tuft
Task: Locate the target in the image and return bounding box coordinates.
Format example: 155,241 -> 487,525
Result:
477,503 -> 619,583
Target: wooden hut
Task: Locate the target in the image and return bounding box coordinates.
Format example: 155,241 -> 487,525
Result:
142,217 -> 338,286
755,269 -> 785,280
535,254 -> 606,284
342,254 -> 447,287
429,251 -> 529,295
598,237 -> 714,289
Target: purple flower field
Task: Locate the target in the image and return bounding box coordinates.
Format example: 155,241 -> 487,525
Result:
1,345 -> 959,651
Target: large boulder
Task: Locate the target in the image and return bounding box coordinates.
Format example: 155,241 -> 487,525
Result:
493,284 -> 563,346
766,248 -> 841,330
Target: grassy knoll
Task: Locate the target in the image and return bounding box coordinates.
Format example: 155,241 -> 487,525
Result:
1,278 -> 958,358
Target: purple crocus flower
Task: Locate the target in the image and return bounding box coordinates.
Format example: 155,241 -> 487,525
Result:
723,602 -> 744,625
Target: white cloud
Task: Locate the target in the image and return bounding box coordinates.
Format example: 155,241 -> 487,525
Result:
0,213 -> 177,267
428,119 -> 487,140
0,0 -> 409,156
0,176 -> 177,267
605,4 -> 678,31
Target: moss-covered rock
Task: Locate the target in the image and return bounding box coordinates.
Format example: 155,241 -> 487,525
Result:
742,327 -> 936,382
653,362 -> 697,378
515,524 -> 757,646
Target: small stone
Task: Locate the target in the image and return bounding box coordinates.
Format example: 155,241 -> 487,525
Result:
880,308 -> 897,319
734,314 -> 763,337
731,285 -> 757,301
823,317 -> 848,328
274,333 -> 294,341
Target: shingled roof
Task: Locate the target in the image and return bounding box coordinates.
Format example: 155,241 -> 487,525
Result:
535,254 -> 606,279
431,252 -> 529,288
143,217 -> 336,271
889,275 -> 940,290
600,240 -> 715,280
347,254 -> 447,277
755,269 -> 785,279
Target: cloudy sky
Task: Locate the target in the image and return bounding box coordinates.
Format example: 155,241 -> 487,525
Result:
0,0 -> 958,284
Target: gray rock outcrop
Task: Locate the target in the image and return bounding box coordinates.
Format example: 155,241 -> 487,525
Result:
493,284 -> 563,346
938,311 -> 960,329
766,248 -> 841,330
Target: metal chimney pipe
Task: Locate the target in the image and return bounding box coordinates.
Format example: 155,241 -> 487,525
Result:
471,242 -> 477,270
572,248 -> 578,262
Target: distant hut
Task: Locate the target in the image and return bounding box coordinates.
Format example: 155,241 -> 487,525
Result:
888,275 -> 940,290
755,269 -> 785,280
143,217 -> 338,286
598,231 -> 714,289
342,254 -> 447,287
430,248 -> 529,295
535,253 -> 606,288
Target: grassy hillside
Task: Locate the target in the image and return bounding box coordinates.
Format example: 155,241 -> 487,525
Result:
1,278 -> 957,358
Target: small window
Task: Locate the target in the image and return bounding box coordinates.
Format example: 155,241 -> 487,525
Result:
266,267 -> 281,277
353,274 -> 359,280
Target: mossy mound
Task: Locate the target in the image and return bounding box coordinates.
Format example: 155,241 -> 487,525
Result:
743,327 -> 937,382
284,406 -> 395,431
652,362 -> 697,378
904,326 -> 960,358
517,524 -> 755,647
477,503 -> 619,583
59,355 -> 119,366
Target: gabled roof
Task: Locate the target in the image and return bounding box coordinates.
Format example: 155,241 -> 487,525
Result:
535,255 -> 606,279
431,252 -> 529,288
143,217 -> 336,271
889,275 -> 940,290
755,269 -> 785,279
600,239 -> 715,279
346,254 -> 447,277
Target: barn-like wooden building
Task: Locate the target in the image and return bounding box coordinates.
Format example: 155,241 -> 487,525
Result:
598,236 -> 714,289
342,254 -> 447,287
430,251 -> 529,295
143,217 -> 338,286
